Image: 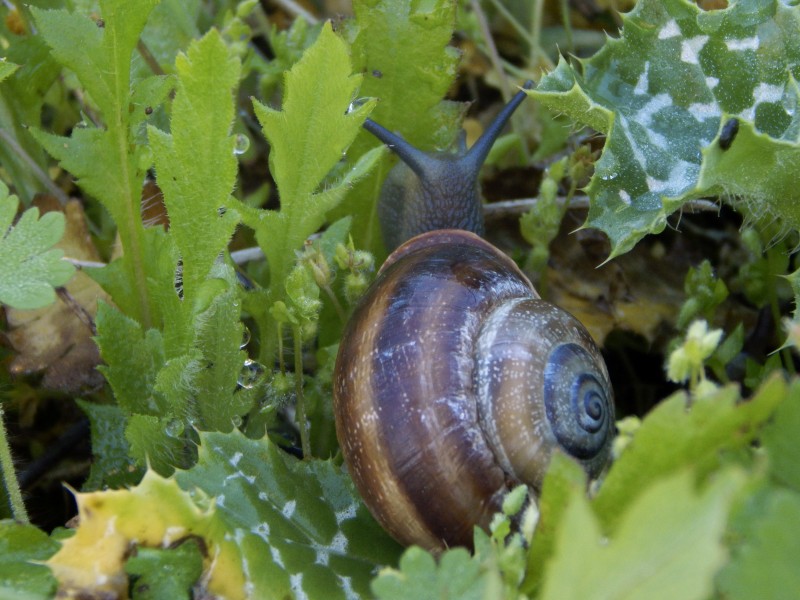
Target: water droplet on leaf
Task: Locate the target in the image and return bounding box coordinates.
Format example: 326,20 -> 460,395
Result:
238,359 -> 266,389
233,133 -> 250,155
166,419 -> 184,438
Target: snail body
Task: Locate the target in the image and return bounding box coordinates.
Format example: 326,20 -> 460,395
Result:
333,83 -> 614,551
363,82 -> 533,250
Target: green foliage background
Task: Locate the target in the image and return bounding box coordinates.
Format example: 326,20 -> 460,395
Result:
0,0 -> 798,598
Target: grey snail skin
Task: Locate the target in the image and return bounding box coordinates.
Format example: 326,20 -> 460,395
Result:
333,84 -> 615,552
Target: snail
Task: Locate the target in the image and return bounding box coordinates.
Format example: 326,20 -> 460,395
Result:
333,83 -> 614,551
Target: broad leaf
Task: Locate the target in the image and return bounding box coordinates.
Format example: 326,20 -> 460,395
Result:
540,469 -> 743,600
592,375 -> 787,530
717,486 -> 800,600
532,0 -> 800,258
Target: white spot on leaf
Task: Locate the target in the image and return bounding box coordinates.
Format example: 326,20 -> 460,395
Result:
290,573 -> 308,600
659,19 -> 680,39
681,36 -> 709,65
726,36 -> 759,52
282,500 -> 296,518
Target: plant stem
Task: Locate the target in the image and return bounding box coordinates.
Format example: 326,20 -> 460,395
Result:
0,406 -> 29,524
293,326 -> 311,459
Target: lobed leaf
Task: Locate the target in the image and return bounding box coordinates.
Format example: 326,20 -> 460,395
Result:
0,182 -> 74,309
372,546 -> 498,600
31,0 -> 168,326
532,0 -> 800,258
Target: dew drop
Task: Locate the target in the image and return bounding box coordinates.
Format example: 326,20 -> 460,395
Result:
240,326 -> 251,350
166,418 -> 184,438
238,359 -> 266,389
346,97 -> 370,114
233,133 -> 250,155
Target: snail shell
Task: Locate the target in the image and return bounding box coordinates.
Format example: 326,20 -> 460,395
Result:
333,230 -> 614,551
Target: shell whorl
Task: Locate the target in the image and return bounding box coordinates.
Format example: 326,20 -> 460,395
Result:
474,298 -> 614,491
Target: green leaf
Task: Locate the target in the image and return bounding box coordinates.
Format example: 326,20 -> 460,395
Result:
47,432 -> 402,599
95,302 -> 166,416
593,375 -> 787,530
78,400 -> 143,491
372,546 -> 497,600
761,379 -> 800,492
0,36 -> 61,204
0,182 -> 74,309
31,0 -> 164,326
126,540 -> 204,600
331,0 -> 462,255
247,20 -> 377,360
192,279 -> 256,432
523,453 -> 588,592
540,469 -> 743,600
0,520 -> 59,598
0,59 -> 18,82
149,29 -> 241,305
532,0 -> 800,258
176,431 -> 403,599
716,487 -> 800,600
125,414 -> 186,475
254,20 -> 373,207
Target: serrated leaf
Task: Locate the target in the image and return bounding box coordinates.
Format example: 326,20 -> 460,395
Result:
716,487 -> 800,600
254,21 -> 372,206
246,21 -> 377,361
47,432 -> 402,599
540,469 -> 743,600
192,280 -> 255,432
593,375 -> 787,530
176,431 -> 403,599
31,0 -> 165,326
330,0 -> 462,256
149,29 -> 240,304
126,540 -> 204,600
532,0 -> 800,257
78,400 -> 143,491
95,302 -> 166,416
0,183 -> 74,309
0,520 -> 59,598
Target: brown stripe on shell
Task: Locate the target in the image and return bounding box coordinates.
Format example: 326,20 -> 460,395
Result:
333,265 -> 442,550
